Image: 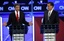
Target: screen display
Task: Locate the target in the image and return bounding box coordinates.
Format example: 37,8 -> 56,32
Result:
0,0 -> 47,12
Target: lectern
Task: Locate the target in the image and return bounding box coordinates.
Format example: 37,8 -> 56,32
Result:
9,24 -> 28,41
40,24 -> 59,41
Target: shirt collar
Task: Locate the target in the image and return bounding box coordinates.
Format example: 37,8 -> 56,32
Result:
15,10 -> 20,12
15,10 -> 20,14
49,8 -> 54,13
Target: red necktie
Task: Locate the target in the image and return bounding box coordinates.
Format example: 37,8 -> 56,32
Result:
16,11 -> 19,21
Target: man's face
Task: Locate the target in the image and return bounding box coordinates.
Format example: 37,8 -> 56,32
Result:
15,5 -> 20,11
47,4 -> 53,11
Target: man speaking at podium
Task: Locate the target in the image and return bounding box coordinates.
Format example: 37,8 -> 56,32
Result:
3,4 -> 32,41
42,2 -> 59,24
41,2 -> 59,41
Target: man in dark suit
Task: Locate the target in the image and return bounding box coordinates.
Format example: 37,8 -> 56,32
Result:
42,2 -> 59,24
3,4 -> 32,41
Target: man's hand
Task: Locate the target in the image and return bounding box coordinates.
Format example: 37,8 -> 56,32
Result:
3,22 -> 7,26
29,22 -> 33,26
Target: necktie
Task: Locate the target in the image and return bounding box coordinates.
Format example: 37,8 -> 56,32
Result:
48,11 -> 50,20
16,11 -> 19,21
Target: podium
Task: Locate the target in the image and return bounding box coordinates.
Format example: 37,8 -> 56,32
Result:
9,24 -> 28,41
40,24 -> 59,41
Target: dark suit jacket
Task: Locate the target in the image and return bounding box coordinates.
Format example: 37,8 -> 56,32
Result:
43,10 -> 59,24
6,11 -> 29,26
6,11 -> 29,35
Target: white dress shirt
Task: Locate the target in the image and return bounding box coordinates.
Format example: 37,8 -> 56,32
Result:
15,11 -> 20,18
48,8 -> 54,17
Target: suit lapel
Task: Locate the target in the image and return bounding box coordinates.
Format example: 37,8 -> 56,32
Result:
18,11 -> 22,22
46,11 -> 48,20
19,12 -> 21,19
14,12 -> 17,20
49,10 -> 54,18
